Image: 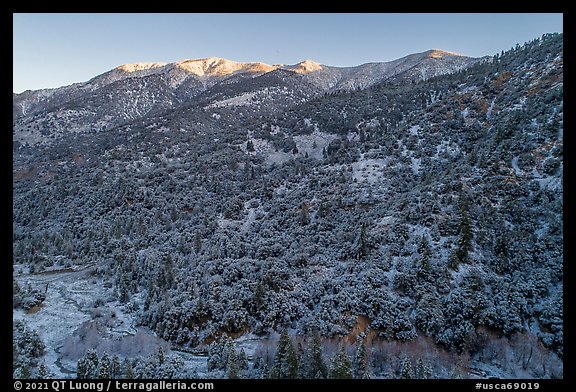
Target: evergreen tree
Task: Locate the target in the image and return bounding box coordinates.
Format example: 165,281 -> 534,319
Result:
356,223 -> 368,260
414,358 -> 433,379
304,330 -> 327,378
21,365 -> 31,379
494,230 -> 510,274
260,362 -> 269,379
76,357 -> 88,379
423,361 -> 433,379
13,366 -> 25,379
111,355 -> 121,379
353,339 -> 368,379
329,348 -> 352,379
415,358 -> 424,379
123,358 -> 134,379
98,352 -> 111,379
85,349 -> 99,379
270,329 -> 298,379
194,230 -> 202,254
157,346 -> 165,364
227,351 -> 239,379
246,140 -> 255,152
254,282 -> 265,311
118,273 -> 129,304
299,202 -> 309,226
400,356 -> 413,379
418,236 -> 432,271
13,279 -> 21,308
456,193 -> 473,264
237,349 -> 249,373
38,362 -> 50,379
164,256 -> 174,288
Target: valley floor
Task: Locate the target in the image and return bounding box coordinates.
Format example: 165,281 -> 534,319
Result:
14,267 -> 556,379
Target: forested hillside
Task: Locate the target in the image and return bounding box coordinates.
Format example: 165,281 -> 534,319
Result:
13,33 -> 563,379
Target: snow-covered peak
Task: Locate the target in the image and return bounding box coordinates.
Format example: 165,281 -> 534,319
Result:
425,49 -> 464,59
174,58 -> 277,78
283,60 -> 324,74
115,62 -> 167,73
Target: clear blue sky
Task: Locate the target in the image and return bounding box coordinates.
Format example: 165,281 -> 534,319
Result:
13,13 -> 563,93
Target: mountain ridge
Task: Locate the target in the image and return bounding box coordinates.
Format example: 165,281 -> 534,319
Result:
13,49 -> 481,141
14,48 -> 477,95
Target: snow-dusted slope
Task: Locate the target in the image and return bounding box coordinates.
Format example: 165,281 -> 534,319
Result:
14,50 -> 479,117
90,58 -> 278,91
13,58 -> 279,120
13,50 -> 481,146
291,49 -> 480,91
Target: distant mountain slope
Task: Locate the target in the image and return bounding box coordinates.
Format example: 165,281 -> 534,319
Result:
13,51 -> 480,147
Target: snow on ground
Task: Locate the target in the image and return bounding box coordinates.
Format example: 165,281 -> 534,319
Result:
511,156 -> 523,176
240,135 -> 293,165
410,157 -> 421,174
409,125 -> 420,136
535,173 -> 562,191
352,158 -> 388,184
207,92 -> 258,108
242,129 -> 336,164
14,268 -> 102,377
265,151 -> 293,165
486,98 -> 496,119
293,130 -> 337,160
469,361 -> 512,379
241,201 -> 260,234
13,267 -> 183,378
172,350 -> 208,377
529,163 -> 563,191
435,140 -> 461,158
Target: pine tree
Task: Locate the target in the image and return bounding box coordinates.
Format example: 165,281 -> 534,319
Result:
329,348 -> 352,379
299,202 -> 309,226
21,365 -> 31,379
207,341 -> 222,372
98,352 -> 111,379
111,355 -> 121,379
227,351 -> 239,379
415,358 -> 424,379
270,329 -> 298,379
356,223 -> 368,260
494,231 -> 510,274
157,346 -> 165,364
76,357 -> 88,379
254,282 -> 265,311
85,349 -> 99,379
13,366 -> 25,379
38,362 -> 50,379
400,356 -> 413,379
418,236 -> 431,271
423,361 -> 433,379
237,349 -> 249,372
123,358 -> 134,379
13,278 -> 21,308
456,193 -> 473,264
414,358 -> 433,379
194,230 -> 202,254
260,362 -> 269,379
164,256 -> 174,288
246,140 -> 255,152
305,330 -> 327,378
118,273 -> 129,304
353,339 -> 368,379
